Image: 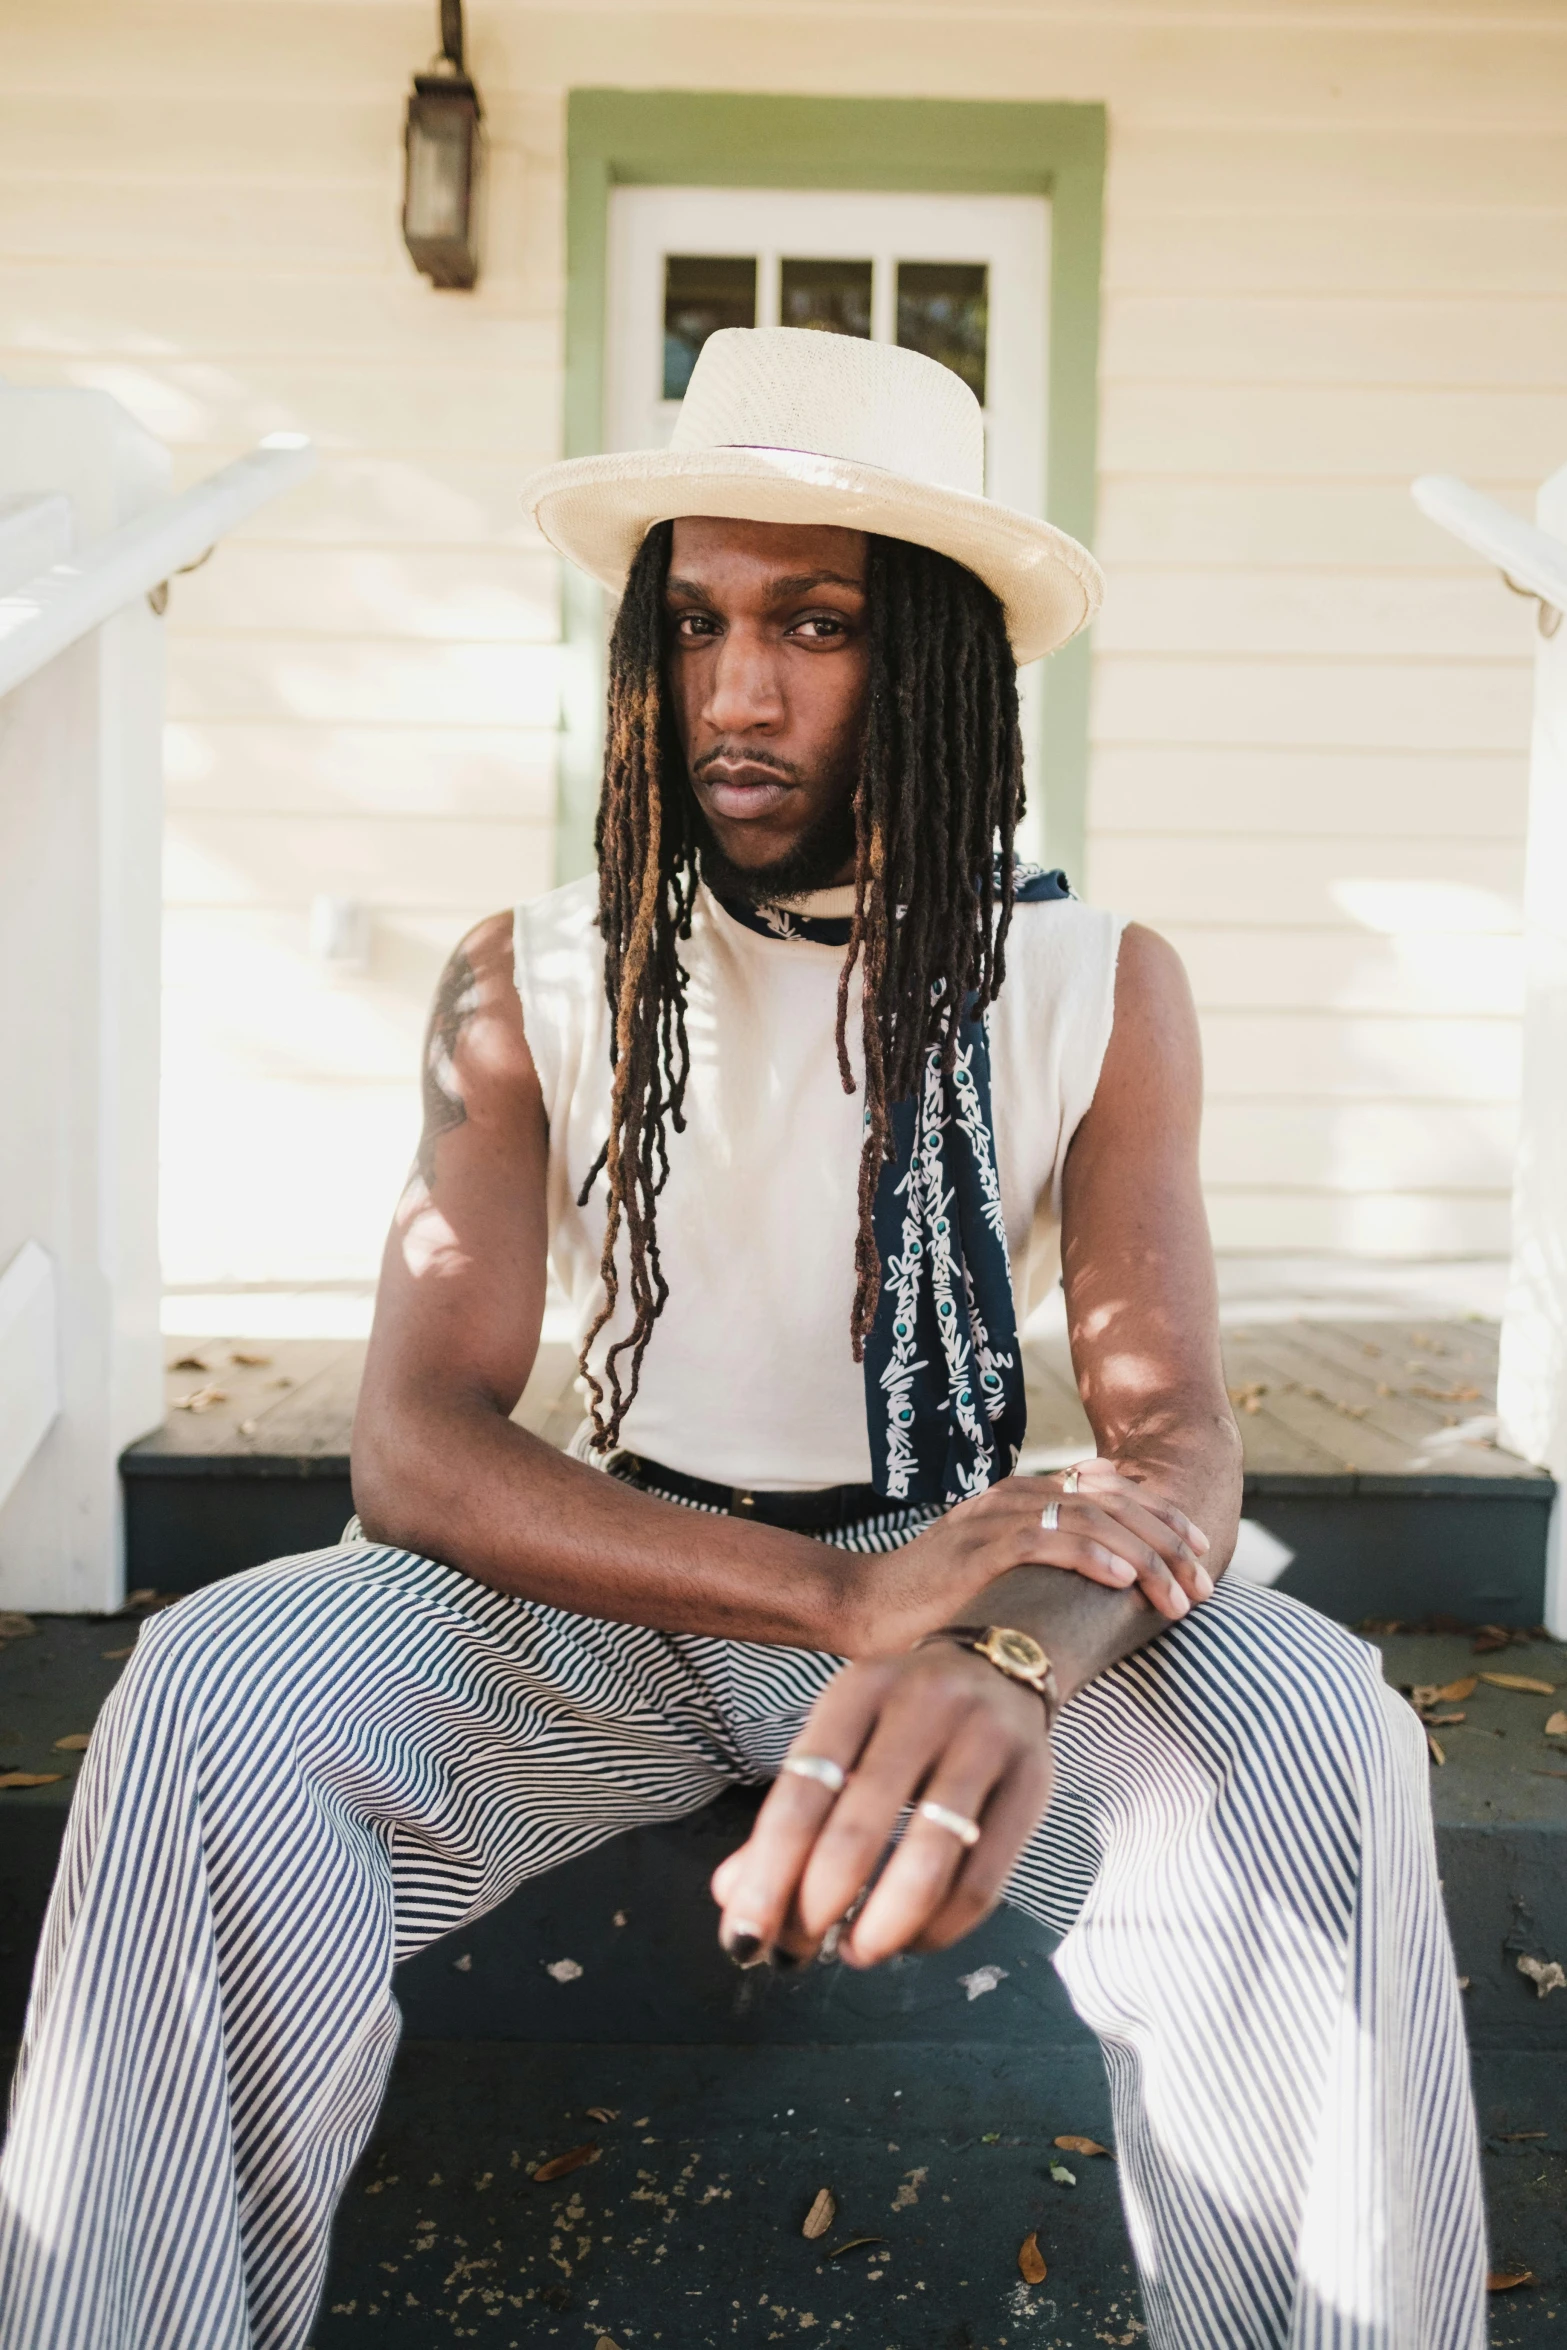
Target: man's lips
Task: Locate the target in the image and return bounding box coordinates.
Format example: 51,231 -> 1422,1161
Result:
697,763 -> 795,821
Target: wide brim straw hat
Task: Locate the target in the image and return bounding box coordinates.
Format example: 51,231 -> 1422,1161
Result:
520,326 -> 1103,667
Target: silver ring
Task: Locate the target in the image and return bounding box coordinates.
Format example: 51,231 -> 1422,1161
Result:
917,1800 -> 982,1848
1061,1466 -> 1081,1495
782,1754 -> 847,1794
1039,1499 -> 1060,1532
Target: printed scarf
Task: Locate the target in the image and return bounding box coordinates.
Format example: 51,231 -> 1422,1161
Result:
714,864 -> 1071,1506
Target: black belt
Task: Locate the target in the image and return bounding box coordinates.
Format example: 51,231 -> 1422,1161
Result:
609,1452 -> 891,1535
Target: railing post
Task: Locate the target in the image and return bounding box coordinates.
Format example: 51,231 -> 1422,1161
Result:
1496,461 -> 1567,1634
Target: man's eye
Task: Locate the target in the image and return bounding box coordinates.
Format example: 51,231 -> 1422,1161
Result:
672,612 -> 717,638
794,615 -> 845,640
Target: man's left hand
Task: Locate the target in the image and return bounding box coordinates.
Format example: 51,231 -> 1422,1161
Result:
710,1643 -> 1053,1970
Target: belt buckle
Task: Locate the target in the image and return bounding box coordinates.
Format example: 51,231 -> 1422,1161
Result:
730,1488 -> 756,1516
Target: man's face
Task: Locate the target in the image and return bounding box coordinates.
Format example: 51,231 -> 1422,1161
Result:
663,515 -> 869,895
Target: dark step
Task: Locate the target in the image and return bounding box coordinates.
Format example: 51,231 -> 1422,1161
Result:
315,2041 -> 1567,2346
6,1621 -> 1567,2055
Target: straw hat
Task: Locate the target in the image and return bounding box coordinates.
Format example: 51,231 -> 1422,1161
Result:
521,326 -> 1102,665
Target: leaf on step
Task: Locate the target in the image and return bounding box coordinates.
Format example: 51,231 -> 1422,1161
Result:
1427,1711 -> 1465,1727
585,2107 -> 619,2124
1054,2136 -> 1111,2158
595,2336 -> 626,2349
0,1613 -> 36,1640
1018,2231 -> 1048,2284
1546,1711 -> 1567,1737
533,2143 -> 601,2183
1517,1955 -> 1567,1999
169,1352 -> 209,1372
172,1385 -> 228,1414
545,1957 -> 583,1982
1048,2162 -> 1077,2186
802,2188 -> 835,2239
824,2235 -> 886,2261
0,1772 -> 64,1789
52,1734 -> 90,1752
101,1646 -> 136,1661
1472,1626 -> 1513,1653
1434,1676 -> 1477,1702
1425,1733 -> 1445,1766
1480,1673 -> 1557,1695
1487,2269 -> 1535,2292
229,1348 -> 272,1366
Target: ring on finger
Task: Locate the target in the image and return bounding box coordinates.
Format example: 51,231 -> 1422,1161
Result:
917,1799 -> 982,1848
782,1753 -> 847,1794
1039,1499 -> 1060,1532
1061,1465 -> 1082,1495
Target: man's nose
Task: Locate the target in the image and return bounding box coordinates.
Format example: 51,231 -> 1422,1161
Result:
702,627 -> 784,733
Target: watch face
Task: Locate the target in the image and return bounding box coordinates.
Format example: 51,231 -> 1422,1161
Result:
988,1628 -> 1049,1676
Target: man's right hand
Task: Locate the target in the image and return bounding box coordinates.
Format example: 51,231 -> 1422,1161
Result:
862,1460 -> 1213,1654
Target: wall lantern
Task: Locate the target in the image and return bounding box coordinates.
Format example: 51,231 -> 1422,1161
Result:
403,0 -> 482,290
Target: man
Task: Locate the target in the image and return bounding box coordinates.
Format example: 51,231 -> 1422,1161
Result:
1,329 -> 1483,2349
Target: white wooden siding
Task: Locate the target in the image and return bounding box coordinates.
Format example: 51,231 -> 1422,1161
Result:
1,0 -> 1558,1287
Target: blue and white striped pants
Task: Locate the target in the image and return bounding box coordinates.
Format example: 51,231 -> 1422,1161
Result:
0,1538 -> 1485,2349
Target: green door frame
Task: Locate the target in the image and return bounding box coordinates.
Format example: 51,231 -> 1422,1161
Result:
556,90 -> 1107,885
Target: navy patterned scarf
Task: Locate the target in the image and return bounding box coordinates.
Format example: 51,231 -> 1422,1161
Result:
714,864 -> 1071,1507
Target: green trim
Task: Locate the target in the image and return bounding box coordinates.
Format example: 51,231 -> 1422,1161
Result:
557,91 -> 1106,885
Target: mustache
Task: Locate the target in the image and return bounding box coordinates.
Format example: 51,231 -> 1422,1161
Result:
692,744 -> 800,781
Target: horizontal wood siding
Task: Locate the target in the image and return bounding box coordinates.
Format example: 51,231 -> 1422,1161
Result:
3,0 -> 1558,1282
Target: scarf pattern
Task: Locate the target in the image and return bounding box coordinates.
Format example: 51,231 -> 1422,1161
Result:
714,863 -> 1071,1506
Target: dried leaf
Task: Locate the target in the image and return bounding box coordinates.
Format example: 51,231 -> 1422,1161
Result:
1488,2269 -> 1535,2292
1434,1676 -> 1477,1702
958,1964 -> 1008,2001
172,1385 -> 228,1414
1054,2135 -> 1111,2158
1426,1732 -> 1445,1766
53,1734 -> 90,1752
229,1348 -> 272,1367
0,1772 -> 64,1789
545,1957 -> 583,1983
595,2337 -> 626,2349
1018,2231 -> 1048,2284
532,2143 -> 601,2183
1481,1673 -> 1557,1695
802,2188 -> 836,2240
1496,2131 -> 1548,2141
0,1612 -> 36,1640
1517,1955 -> 1567,1999
238,1419 -> 259,1439
1049,2162 -> 1077,2186
824,2236 -> 886,2261
1546,1712 -> 1567,1737
1472,1626 -> 1513,1653
168,1351 -> 209,1372
100,1646 -> 135,1661
452,1953 -> 472,1973
1427,1711 -> 1466,1727
585,2106 -> 619,2124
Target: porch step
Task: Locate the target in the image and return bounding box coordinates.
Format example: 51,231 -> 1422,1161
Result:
5,1619 -> 1567,2051
122,1318 -> 1554,1622
311,2041 -> 1567,2348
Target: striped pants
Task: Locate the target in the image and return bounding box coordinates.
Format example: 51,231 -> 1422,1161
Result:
0,1537 -> 1484,2349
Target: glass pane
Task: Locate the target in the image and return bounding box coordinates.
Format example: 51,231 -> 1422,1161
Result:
897,262 -> 989,403
780,258 -> 873,340
663,255 -> 757,400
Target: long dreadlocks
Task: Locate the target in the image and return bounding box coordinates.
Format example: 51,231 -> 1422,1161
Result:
577,518 -> 1027,1454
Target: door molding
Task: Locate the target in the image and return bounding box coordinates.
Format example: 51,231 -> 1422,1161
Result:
559,90 -> 1107,885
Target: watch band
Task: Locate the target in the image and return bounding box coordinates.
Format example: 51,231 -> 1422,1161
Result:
921,1623 -> 1060,1726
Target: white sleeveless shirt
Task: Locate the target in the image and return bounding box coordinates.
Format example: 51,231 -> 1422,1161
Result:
513,877 -> 1124,1491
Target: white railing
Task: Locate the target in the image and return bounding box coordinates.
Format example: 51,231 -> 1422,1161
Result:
1411,474 -> 1567,622
0,433 -> 316,700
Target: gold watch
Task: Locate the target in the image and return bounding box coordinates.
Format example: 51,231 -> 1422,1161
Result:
931,1625 -> 1059,1720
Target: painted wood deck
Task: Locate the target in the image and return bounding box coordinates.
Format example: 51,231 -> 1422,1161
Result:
136,1316 -> 1544,1491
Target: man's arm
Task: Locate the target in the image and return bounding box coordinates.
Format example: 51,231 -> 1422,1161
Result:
711,923 -> 1243,1967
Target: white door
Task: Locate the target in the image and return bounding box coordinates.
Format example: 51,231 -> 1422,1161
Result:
605,187 -> 1051,834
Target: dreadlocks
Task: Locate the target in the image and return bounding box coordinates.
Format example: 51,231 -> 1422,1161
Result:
577,518 -> 1026,1455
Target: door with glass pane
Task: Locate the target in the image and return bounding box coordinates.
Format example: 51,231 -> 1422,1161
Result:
605,188 -> 1050,823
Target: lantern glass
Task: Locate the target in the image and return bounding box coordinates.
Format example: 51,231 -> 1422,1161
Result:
403,79 -> 480,289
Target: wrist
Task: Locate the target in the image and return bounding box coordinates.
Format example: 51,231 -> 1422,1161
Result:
921,1622 -> 1061,1731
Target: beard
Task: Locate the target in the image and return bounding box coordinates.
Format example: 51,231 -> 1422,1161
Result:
687,776 -> 858,909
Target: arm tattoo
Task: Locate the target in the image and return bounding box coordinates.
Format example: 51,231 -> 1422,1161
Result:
417,947 -> 482,1189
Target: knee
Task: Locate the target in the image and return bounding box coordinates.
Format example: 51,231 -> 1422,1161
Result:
1202,1590 -> 1420,1807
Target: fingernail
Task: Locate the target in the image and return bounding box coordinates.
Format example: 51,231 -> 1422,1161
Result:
1169,1586 -> 1190,1617
1113,1560 -> 1136,1583
1191,1527 -> 1211,1554
1195,1565 -> 1215,1599
770,1947 -> 803,1973
722,1923 -> 765,1968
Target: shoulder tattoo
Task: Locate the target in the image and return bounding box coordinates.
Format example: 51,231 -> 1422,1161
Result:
417,946 -> 482,1188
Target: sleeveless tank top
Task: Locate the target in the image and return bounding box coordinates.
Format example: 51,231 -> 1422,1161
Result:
513,876 -> 1125,1491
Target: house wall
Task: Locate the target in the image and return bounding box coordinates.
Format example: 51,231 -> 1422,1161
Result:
1,1 -> 1557,1296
